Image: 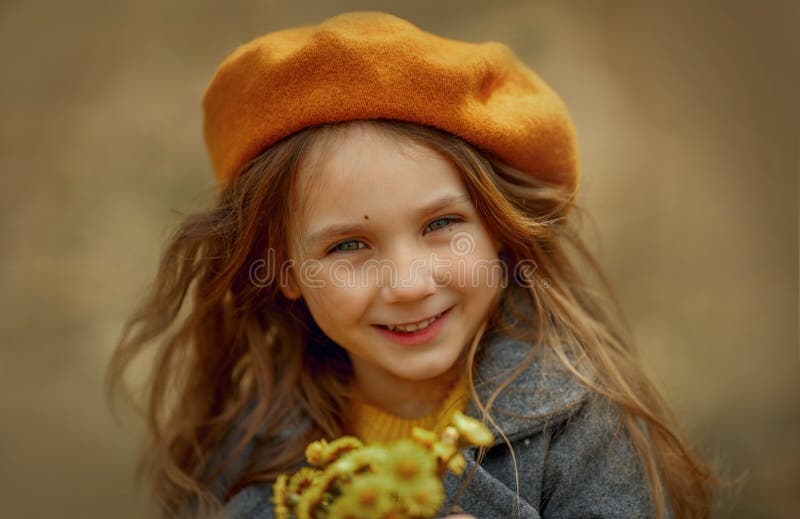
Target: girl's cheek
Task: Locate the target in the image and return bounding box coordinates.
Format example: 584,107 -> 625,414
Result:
309,279 -> 373,307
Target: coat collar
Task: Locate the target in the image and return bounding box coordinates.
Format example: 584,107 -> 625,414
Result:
464,295 -> 590,447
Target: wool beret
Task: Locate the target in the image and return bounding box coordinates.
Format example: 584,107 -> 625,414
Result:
202,11 -> 579,192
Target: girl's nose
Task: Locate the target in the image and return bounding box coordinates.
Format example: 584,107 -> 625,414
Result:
378,248 -> 437,303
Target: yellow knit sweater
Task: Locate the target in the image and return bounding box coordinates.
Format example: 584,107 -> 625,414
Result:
349,376 -> 471,445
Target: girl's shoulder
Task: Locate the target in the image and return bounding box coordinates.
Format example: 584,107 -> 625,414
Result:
449,329 -> 668,518
470,326 -> 593,444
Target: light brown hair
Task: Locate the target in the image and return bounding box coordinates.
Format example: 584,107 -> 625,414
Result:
107,119 -> 716,518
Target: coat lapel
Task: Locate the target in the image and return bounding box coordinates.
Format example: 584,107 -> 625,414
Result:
440,309 -> 590,517
465,327 -> 589,445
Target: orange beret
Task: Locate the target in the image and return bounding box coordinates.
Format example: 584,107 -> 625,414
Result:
202,11 -> 579,192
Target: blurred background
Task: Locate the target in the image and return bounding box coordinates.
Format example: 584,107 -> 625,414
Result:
0,0 -> 797,517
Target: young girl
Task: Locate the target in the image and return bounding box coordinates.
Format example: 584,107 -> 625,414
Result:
108,11 -> 716,519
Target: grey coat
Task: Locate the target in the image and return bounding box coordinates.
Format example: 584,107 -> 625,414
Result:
220,329 -> 668,519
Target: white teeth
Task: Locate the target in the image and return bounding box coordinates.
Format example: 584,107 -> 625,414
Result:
386,311 -> 444,333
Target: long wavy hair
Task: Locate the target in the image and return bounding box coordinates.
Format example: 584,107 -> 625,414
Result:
107,119 -> 716,518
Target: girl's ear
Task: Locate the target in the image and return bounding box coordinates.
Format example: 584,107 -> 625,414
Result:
279,269 -> 303,300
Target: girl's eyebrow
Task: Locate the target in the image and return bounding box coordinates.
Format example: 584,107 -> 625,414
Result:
304,193 -> 472,248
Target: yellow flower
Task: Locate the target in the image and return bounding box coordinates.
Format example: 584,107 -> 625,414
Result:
452,411 -> 493,446
440,426 -> 459,447
324,436 -> 364,463
325,444 -> 388,483
328,473 -> 397,519
346,444 -> 390,469
294,483 -> 326,519
432,440 -> 457,464
287,467 -> 320,499
410,426 -> 438,449
327,454 -> 359,477
385,440 -> 436,484
271,474 -> 290,519
295,468 -> 341,519
305,437 -> 365,467
280,413 -> 492,518
305,439 -> 328,466
394,474 -> 444,517
382,440 -> 444,517
446,453 -> 467,475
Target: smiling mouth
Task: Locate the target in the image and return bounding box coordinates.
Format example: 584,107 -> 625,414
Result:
378,308 -> 450,334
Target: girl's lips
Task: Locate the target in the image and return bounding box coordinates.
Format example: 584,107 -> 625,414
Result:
372,306 -> 453,346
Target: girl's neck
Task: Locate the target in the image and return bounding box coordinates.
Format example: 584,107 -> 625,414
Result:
350,359 -> 466,419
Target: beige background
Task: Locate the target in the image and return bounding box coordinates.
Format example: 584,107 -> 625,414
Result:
0,1 -> 797,517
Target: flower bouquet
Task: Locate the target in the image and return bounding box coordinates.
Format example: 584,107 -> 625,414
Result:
272,410 -> 493,519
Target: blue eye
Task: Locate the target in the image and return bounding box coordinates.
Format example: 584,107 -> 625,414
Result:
326,217 -> 462,255
426,216 -> 461,233
328,239 -> 365,254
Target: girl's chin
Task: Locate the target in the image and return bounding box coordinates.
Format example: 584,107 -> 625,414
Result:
387,357 -> 464,384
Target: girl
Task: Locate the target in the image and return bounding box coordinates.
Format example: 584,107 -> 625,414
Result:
107,11 -> 717,519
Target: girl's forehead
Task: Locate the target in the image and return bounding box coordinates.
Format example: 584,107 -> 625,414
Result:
289,123 -> 470,234
296,125 -> 455,204
301,124 -> 437,179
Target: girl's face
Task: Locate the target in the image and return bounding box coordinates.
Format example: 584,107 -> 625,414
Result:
283,123 -> 503,389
